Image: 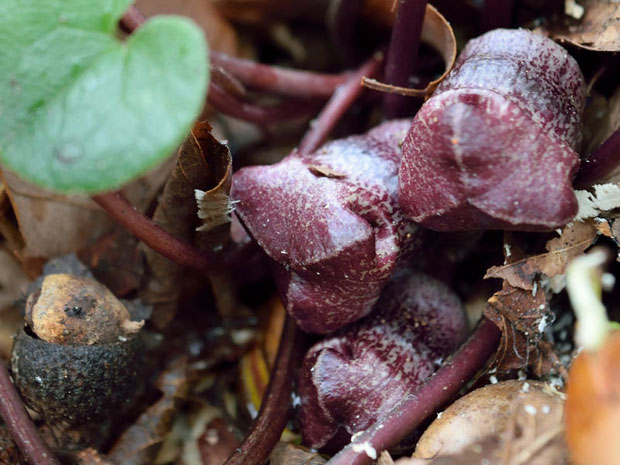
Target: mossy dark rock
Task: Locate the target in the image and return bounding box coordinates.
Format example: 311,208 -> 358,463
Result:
11,328 -> 145,426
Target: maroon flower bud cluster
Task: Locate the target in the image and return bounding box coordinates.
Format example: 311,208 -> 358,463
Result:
232,120 -> 419,333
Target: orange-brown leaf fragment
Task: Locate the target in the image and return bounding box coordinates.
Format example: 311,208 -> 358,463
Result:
361,4 -> 456,97
484,282 -> 564,377
485,221 -> 597,290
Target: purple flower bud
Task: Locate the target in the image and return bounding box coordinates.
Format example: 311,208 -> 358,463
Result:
231,120 -> 420,333
297,271 -> 468,450
399,29 -> 586,231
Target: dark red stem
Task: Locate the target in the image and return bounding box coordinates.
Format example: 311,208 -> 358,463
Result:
0,360 -> 61,465
480,0 -> 514,31
120,7 -> 347,100
574,127 -> 620,189
211,52 -> 348,98
92,192 -> 214,273
326,317 -> 501,465
223,316 -> 306,465
298,53 -> 382,156
383,0 -> 428,118
207,83 -> 321,125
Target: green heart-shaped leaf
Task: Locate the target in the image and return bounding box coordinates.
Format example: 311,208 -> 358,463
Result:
0,0 -> 209,193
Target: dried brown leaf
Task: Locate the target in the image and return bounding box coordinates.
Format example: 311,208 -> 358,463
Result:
1,170 -> 113,260
361,4 -> 456,97
546,0 -> 620,52
485,222 -> 597,290
595,218 -> 613,237
0,156 -> 172,263
108,360 -> 189,465
269,442 -> 326,465
484,282 -> 564,377
141,121 -> 231,328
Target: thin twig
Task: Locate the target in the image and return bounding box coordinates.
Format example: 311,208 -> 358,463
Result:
383,0 -> 428,118
223,316 -> 307,465
0,360 -> 61,465
120,7 -> 348,100
207,83 -> 322,125
297,53 -> 383,156
92,192 -> 214,273
211,52 -> 348,98
574,127 -> 620,189
326,317 -> 501,465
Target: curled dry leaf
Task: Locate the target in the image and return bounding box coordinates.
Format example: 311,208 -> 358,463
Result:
399,29 -> 585,231
484,221 -> 598,291
410,380 -> 565,462
544,0 -> 620,52
484,282 -> 565,378
194,160 -> 233,233
141,121 -> 232,328
361,4 -> 456,98
565,330 -> 620,465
